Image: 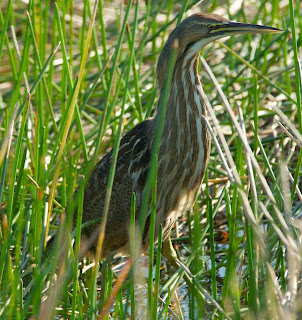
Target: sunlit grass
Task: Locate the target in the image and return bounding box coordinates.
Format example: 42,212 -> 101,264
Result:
0,0 -> 301,319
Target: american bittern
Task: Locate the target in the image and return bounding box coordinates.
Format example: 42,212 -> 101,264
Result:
78,13 -> 281,261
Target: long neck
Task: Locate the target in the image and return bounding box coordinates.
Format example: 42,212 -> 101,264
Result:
155,52 -> 210,216
163,52 -> 206,140
158,52 -> 209,165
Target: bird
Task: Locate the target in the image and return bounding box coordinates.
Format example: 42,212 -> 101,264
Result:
76,13 -> 281,262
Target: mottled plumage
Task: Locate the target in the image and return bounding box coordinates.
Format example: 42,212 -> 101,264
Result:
76,13 -> 281,258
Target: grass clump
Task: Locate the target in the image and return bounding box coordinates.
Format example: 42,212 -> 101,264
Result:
0,0 -> 301,319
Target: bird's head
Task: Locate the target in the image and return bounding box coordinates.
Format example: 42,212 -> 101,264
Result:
156,13 -> 282,89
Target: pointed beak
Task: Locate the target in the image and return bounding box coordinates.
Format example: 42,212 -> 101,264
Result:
213,21 -> 283,36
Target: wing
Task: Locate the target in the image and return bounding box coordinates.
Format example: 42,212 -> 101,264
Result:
80,118 -> 153,256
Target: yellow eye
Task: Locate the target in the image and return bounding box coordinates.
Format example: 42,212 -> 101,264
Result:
207,24 -> 217,31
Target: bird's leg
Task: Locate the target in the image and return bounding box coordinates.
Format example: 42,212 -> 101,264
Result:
163,235 -> 206,310
163,235 -> 179,270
